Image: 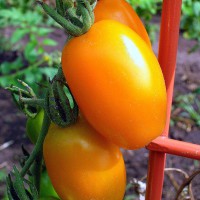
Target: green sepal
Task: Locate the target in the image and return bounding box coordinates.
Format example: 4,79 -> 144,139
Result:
45,80 -> 78,127
56,0 -> 65,16
45,81 -> 64,126
77,1 -> 92,33
12,166 -> 30,200
44,66 -> 78,127
63,0 -> 74,10
80,0 -> 95,23
6,175 -> 19,200
37,1 -> 82,36
67,7 -> 83,28
24,179 -> 38,200
37,0 -> 97,37
6,80 -> 39,119
57,82 -> 78,124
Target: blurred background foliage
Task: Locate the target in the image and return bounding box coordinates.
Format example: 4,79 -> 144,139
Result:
128,0 -> 200,46
127,0 -> 162,43
0,0 -> 61,94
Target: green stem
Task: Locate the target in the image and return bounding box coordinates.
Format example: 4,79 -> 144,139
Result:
0,60 -> 44,79
37,0 -> 96,37
37,1 -> 82,36
56,0 -> 65,16
31,151 -> 43,194
20,112 -> 50,177
20,98 -> 44,108
81,0 -> 94,23
17,79 -> 36,98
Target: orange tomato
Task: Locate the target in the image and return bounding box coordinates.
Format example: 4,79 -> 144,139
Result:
62,20 -> 167,150
94,0 -> 151,48
43,116 -> 126,200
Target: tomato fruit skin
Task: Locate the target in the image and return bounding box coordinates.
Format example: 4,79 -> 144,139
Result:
39,198 -> 59,200
62,20 -> 167,150
43,116 -> 126,200
26,109 -> 44,144
94,0 -> 151,48
40,170 -> 59,199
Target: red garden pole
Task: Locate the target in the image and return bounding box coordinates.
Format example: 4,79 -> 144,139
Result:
145,1 -> 182,199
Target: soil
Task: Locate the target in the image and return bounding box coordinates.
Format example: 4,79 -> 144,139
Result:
0,28 -> 200,200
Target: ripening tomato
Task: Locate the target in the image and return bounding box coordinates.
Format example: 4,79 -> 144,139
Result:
94,0 -> 151,48
62,20 -> 167,150
43,116 -> 126,200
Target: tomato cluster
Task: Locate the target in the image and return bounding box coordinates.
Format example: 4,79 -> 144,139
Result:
35,1 -> 167,199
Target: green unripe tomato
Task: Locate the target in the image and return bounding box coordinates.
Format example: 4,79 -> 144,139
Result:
26,110 -> 59,199
26,109 -> 44,144
40,170 -> 59,199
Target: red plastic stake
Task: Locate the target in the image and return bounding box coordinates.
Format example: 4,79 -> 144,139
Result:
145,1 -> 182,199
148,136 -> 200,160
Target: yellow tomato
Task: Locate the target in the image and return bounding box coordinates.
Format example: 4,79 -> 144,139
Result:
43,116 -> 126,200
62,20 -> 167,149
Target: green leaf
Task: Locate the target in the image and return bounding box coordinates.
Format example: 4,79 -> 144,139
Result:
11,58 -> 24,69
30,26 -> 38,33
37,47 -> 45,55
42,38 -> 57,46
30,34 -> 38,44
0,10 -> 12,18
194,87 -> 200,94
10,29 -> 29,44
24,67 -> 43,84
25,179 -> 38,200
0,169 -> 6,181
37,27 -> 53,36
0,58 -> 23,75
12,166 -> 29,200
0,76 -> 21,88
0,76 -> 11,87
24,69 -> 36,83
25,11 -> 42,25
193,2 -> 200,16
24,42 -> 37,62
39,67 -> 58,79
1,62 -> 12,74
6,175 -> 18,200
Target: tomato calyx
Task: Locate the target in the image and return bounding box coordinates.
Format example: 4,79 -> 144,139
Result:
45,67 -> 79,127
38,0 -> 97,37
6,80 -> 39,118
6,66 -> 78,127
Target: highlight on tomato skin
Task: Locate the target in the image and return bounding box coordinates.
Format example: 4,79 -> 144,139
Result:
62,20 -> 167,150
94,0 -> 152,48
43,115 -> 126,200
